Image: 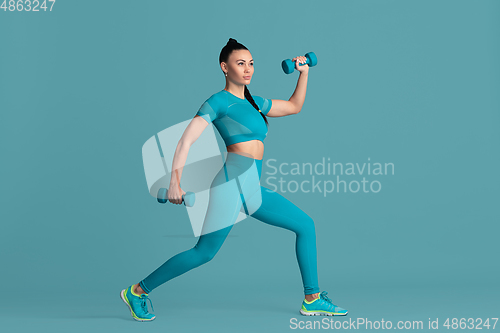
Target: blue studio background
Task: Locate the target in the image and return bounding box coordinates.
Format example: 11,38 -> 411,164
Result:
1,0 -> 499,332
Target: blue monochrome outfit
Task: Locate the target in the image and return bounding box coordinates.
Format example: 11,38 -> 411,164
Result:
139,90 -> 320,295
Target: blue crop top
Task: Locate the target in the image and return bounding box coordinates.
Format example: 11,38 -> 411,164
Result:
195,90 -> 273,146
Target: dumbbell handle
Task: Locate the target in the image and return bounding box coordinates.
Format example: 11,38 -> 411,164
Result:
157,188 -> 196,207
296,58 -> 312,66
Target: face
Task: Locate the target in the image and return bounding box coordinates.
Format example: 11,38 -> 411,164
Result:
222,49 -> 254,85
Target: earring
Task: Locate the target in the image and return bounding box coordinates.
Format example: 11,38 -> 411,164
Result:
225,72 -> 227,77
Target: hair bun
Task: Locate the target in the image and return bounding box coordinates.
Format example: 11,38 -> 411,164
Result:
227,38 -> 238,44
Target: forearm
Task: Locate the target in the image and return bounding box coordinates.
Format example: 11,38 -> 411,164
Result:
289,72 -> 309,113
169,139 -> 190,188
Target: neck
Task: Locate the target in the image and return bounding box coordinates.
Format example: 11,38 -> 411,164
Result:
224,82 -> 245,99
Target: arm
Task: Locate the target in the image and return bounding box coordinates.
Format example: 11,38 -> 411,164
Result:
168,115 -> 209,204
267,56 -> 309,117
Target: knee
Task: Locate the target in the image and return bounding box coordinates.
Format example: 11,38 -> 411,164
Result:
200,251 -> 217,264
193,245 -> 218,264
300,215 -> 316,236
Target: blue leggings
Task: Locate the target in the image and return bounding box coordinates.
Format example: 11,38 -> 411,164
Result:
140,152 -> 320,295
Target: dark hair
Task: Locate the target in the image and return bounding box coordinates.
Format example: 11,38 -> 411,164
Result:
219,38 -> 268,126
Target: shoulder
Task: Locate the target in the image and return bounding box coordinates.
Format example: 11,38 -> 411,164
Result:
196,90 -> 228,122
203,90 -> 227,108
252,95 -> 264,105
202,91 -> 228,114
251,95 -> 273,115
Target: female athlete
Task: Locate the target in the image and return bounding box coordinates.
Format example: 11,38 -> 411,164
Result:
120,38 -> 348,321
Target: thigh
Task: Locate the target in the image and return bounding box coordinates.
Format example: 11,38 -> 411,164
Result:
199,160 -> 244,236
249,186 -> 315,234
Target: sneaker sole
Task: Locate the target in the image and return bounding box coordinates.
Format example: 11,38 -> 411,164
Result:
120,289 -> 156,322
300,309 -> 348,316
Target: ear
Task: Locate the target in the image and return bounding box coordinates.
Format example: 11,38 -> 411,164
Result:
220,62 -> 227,73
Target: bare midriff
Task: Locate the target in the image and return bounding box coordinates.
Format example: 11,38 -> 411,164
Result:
226,140 -> 264,160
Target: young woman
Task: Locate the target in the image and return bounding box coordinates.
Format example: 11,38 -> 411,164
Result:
120,38 -> 348,321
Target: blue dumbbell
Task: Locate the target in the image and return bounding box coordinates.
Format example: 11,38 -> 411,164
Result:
281,52 -> 318,74
157,188 -> 196,207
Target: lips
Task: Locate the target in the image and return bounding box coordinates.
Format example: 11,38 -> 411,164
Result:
244,76 -> 251,79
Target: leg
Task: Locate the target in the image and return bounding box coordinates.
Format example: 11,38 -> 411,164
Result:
122,229 -> 235,322
249,185 -> 320,296
139,224 -> 234,293
139,160 -> 245,294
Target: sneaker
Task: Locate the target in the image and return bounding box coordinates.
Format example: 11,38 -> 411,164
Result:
300,291 -> 348,316
120,285 -> 156,321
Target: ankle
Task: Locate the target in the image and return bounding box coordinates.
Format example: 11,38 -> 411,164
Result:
133,283 -> 146,295
305,293 -> 319,302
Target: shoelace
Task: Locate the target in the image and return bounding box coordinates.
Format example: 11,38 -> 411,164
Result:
140,295 -> 154,313
319,291 -> 334,305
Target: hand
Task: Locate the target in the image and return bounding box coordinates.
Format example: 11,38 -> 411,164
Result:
168,184 -> 186,205
292,55 -> 309,74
